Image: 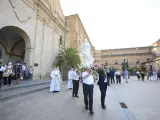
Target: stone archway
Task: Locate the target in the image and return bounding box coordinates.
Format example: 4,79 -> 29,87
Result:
0,26 -> 31,65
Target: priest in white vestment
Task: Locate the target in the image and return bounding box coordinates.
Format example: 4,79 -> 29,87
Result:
68,68 -> 74,89
50,68 -> 62,93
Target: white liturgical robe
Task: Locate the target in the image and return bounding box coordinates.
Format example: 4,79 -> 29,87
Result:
68,70 -> 74,89
50,69 -> 62,92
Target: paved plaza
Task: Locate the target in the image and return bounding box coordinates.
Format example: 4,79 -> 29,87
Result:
0,77 -> 160,120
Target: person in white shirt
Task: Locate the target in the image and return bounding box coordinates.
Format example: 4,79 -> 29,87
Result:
72,68 -> 80,98
115,69 -> 121,84
136,71 -> 140,80
22,63 -> 27,80
68,68 -> 74,89
82,67 -> 94,115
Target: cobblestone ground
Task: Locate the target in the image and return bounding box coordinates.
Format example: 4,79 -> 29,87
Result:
0,77 -> 160,120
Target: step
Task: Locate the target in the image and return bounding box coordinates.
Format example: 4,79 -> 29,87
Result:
0,81 -> 50,100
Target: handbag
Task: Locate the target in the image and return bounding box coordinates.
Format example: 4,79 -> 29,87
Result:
3,73 -> 10,77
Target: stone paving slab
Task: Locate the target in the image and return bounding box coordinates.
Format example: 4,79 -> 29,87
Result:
112,76 -> 160,120
0,83 -> 126,120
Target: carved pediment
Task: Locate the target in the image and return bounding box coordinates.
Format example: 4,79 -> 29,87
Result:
9,0 -> 33,22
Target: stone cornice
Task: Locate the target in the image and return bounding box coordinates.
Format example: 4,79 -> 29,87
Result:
22,0 -> 66,33
102,52 -> 153,58
37,1 -> 66,33
23,0 -> 36,10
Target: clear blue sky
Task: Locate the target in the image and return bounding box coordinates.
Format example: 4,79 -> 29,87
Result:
60,0 -> 160,50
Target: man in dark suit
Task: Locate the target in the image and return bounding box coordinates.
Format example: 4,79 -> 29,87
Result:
107,69 -> 110,86
97,67 -> 107,109
109,69 -> 115,84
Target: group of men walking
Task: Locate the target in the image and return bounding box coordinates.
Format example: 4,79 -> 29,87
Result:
49,66 -> 109,115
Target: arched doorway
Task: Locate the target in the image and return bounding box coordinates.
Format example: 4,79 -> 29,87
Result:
0,26 -> 31,65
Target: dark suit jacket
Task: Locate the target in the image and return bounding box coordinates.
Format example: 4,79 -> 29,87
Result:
97,69 -> 106,86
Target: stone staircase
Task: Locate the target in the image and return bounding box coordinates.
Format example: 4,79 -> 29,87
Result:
0,80 -> 50,100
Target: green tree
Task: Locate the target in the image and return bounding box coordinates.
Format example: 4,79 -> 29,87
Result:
53,47 -> 81,68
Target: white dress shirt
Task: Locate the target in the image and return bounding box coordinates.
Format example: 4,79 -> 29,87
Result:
115,71 -> 121,76
82,71 -> 94,85
22,65 -> 26,71
136,71 -> 140,75
104,75 -> 108,83
73,71 -> 79,80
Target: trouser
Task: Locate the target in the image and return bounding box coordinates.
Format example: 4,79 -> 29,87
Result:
29,73 -> 33,79
110,77 -> 115,84
116,75 -> 121,83
23,70 -> 26,80
83,83 -> 94,111
4,77 -> 8,85
137,74 -> 140,79
99,83 -> 107,107
0,71 -> 3,89
141,74 -> 145,81
158,76 -> 160,80
8,75 -> 12,85
107,77 -> 110,86
73,80 -> 79,96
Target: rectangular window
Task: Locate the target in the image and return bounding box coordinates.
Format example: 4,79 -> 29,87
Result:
60,36 -> 63,45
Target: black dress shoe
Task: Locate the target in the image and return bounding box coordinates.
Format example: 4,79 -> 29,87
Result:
102,106 -> 106,109
75,95 -> 79,98
53,91 -> 56,93
90,111 -> 94,115
85,107 -> 89,110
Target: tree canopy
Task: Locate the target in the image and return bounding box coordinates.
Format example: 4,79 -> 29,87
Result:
53,47 -> 81,68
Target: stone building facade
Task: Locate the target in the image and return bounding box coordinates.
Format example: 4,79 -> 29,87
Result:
66,14 -> 95,57
93,50 -> 102,67
0,0 -> 66,78
144,39 -> 160,70
94,46 -> 154,69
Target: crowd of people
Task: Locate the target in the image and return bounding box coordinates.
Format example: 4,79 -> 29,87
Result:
136,69 -> 160,81
0,61 -> 33,88
49,66 -> 130,115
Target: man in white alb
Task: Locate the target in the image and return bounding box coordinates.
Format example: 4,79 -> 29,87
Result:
50,68 -> 62,93
68,68 -> 74,89
82,67 -> 94,115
